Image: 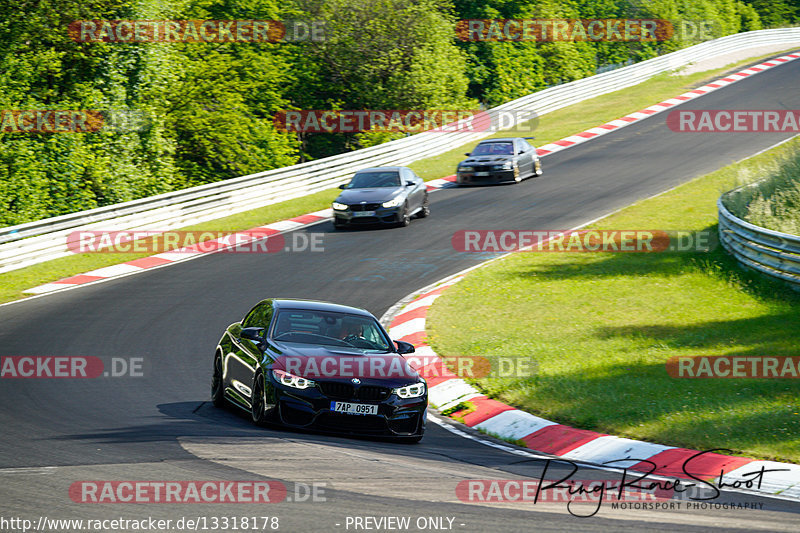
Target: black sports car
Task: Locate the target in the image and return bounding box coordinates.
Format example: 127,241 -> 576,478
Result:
212,298 -> 427,441
456,137 -> 542,185
332,166 -> 429,228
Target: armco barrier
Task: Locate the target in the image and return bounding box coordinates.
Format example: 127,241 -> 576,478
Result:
718,195 -> 800,289
2,28 -> 800,274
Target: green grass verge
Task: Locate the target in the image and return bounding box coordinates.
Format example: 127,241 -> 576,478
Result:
723,143 -> 800,235
2,46 -> 797,305
0,189 -> 338,303
475,427 -> 529,449
426,137 -> 800,464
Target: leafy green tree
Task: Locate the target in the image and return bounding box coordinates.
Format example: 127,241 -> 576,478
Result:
742,0 -> 798,27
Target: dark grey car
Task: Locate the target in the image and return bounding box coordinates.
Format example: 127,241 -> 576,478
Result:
456,137 -> 543,185
332,166 -> 429,229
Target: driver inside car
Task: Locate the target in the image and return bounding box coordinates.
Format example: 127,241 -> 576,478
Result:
338,317 -> 364,342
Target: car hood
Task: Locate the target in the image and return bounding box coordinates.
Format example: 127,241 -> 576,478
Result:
335,188 -> 403,204
459,155 -> 515,165
270,342 -> 422,386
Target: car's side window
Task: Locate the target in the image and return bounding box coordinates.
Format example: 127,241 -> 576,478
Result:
519,139 -> 533,152
242,302 -> 274,330
242,306 -> 260,327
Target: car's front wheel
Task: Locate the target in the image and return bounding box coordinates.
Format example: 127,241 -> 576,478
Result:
211,354 -> 226,408
534,159 -> 543,177
417,194 -> 430,218
251,373 -> 269,425
397,204 -> 411,227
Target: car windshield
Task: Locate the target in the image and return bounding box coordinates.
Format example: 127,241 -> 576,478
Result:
271,310 -> 393,352
347,171 -> 401,188
471,142 -> 514,155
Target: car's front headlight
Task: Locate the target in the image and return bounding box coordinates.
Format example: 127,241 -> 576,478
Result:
332,202 -> 348,211
494,161 -> 513,170
272,369 -> 315,389
382,197 -> 403,208
459,166 -> 474,172
393,382 -> 426,398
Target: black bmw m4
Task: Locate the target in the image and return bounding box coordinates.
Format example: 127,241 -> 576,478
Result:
212,298 -> 427,442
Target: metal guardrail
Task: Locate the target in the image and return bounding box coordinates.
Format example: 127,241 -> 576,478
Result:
718,196 -> 800,289
3,28 -> 800,274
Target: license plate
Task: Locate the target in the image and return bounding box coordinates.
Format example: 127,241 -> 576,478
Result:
352,211 -> 375,217
330,401 -> 378,415
475,172 -> 489,176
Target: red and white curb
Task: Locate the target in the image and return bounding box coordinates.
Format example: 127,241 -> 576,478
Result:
24,177 -> 460,295
22,51 -> 800,295
535,52 -> 800,156
23,209 -> 334,294
385,276 -> 800,500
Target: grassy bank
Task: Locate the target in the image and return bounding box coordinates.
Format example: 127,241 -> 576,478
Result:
426,137 -> 800,463
724,143 -> 800,234
0,189 -> 338,303
2,48 -> 797,304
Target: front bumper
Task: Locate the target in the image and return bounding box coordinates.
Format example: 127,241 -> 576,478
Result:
457,167 -> 517,184
333,206 -> 403,226
270,381 -> 427,437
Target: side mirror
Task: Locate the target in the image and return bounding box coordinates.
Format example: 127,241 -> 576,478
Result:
338,183 -> 347,189
395,340 -> 415,354
405,181 -> 415,187
241,327 -> 264,342
464,152 -> 471,156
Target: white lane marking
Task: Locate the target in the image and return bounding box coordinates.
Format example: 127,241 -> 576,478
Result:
263,220 -> 304,232
81,263 -> 143,278
561,436 -> 673,469
408,345 -> 437,358
436,393 -> 484,413
428,413 -> 551,459
717,461 -> 800,495
0,466 -> 56,475
388,317 -> 426,339
428,378 -> 481,408
393,293 -> 441,317
307,208 -> 333,217
22,283 -> 72,294
152,251 -> 203,261
474,410 -> 558,441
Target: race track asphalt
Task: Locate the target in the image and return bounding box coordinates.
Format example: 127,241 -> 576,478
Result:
1,53 -> 799,531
